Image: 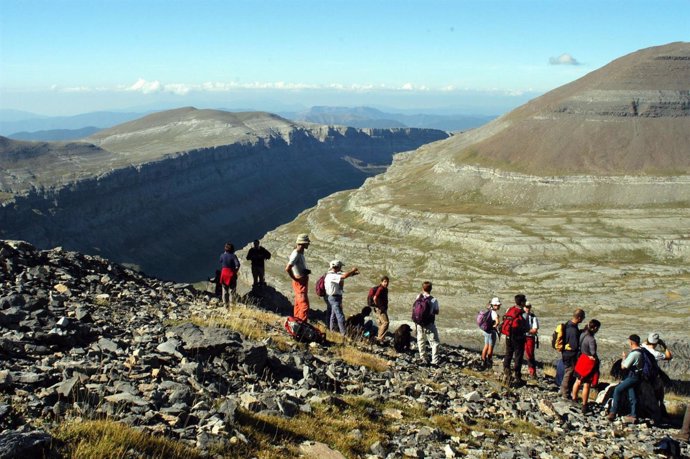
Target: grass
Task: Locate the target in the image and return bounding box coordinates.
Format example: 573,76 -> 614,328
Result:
53,420 -> 203,459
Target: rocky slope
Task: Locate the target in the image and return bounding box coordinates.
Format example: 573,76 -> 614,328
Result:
0,108 -> 448,281
1,240 -> 688,458
247,43 -> 690,367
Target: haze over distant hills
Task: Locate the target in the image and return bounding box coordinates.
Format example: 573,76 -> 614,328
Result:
0,108 -> 448,280
1,106 -> 495,141
253,43 -> 690,358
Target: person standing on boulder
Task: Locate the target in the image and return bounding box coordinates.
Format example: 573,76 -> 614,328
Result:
413,281 -> 441,366
371,276 -> 390,345
246,239 -> 271,288
522,301 -> 540,378
325,259 -> 359,334
480,297 -> 501,369
219,242 -> 240,306
285,234 -> 311,321
559,308 -> 586,399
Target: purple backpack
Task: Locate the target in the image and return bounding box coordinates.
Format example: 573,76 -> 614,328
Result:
411,295 -> 434,326
476,308 -> 494,332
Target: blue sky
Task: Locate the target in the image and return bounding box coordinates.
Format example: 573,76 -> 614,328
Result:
1,0 -> 688,116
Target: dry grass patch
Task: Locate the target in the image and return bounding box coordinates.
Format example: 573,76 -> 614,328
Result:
53,420 -> 202,459
333,345 -> 390,372
231,396 -> 390,458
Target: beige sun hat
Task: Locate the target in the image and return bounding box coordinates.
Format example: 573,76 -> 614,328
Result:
296,234 -> 311,245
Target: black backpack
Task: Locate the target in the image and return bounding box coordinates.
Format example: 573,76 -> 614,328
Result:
632,347 -> 660,381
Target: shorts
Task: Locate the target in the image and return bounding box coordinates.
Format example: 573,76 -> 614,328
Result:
483,330 -> 497,346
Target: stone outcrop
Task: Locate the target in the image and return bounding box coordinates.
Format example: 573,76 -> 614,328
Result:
0,109 -> 448,281
1,240 -> 688,458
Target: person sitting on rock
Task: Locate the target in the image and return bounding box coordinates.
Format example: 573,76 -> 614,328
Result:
643,332 -> 673,417
607,334 -> 644,423
571,319 -> 601,414
345,306 -> 373,338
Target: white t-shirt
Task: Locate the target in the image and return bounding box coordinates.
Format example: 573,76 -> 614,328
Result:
288,250 -> 308,277
325,271 -> 343,295
643,343 -> 668,361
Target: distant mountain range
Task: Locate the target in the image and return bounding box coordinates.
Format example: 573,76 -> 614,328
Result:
0,106 -> 495,140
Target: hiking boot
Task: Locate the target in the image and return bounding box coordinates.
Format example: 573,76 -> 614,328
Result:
581,404 -> 589,414
606,412 -> 617,422
623,415 -> 637,424
502,368 -> 513,386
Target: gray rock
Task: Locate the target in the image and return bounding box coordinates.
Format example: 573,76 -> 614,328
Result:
0,430 -> 53,459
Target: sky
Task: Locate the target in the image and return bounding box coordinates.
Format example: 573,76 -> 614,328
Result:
1,0 -> 688,117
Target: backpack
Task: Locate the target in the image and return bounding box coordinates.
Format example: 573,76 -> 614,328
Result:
314,273 -> 327,297
551,322 -> 567,352
499,306 -> 525,337
284,316 -> 326,344
476,308 -> 494,332
411,294 -> 434,326
632,347 -> 660,381
367,285 -> 379,308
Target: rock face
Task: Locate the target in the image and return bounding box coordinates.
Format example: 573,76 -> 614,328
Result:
0,108 -> 448,280
1,241 -> 688,458
249,43 -> 690,365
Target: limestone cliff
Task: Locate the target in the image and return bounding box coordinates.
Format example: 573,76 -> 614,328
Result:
0,109 -> 449,280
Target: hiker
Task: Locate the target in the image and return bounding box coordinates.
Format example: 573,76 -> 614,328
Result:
370,276 -> 390,344
571,319 -> 601,413
285,234 -> 311,321
246,239 -> 271,287
502,294 -> 529,385
345,306 -> 373,338
324,260 -> 359,334
219,243 -> 241,306
413,281 -> 440,366
523,301 -> 540,378
643,332 -> 673,362
643,332 -> 672,417
607,334 -> 645,423
480,297 -> 501,369
559,308 -> 586,399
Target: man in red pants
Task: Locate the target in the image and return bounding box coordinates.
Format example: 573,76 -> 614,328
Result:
285,234 -> 311,321
522,302 -> 540,378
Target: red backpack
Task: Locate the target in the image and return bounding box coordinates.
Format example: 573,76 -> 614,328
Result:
500,306 -> 525,337
314,273 -> 327,297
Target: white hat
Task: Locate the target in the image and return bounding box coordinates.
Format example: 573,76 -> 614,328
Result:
648,332 -> 660,344
296,234 -> 311,244
490,297 -> 501,306
329,259 -> 343,269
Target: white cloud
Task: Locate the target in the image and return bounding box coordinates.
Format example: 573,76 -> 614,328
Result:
549,53 -> 581,66
127,78 -> 162,93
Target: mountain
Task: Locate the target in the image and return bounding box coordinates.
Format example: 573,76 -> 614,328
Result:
0,108 -> 448,280
250,43 -> 690,361
281,106 -> 496,131
0,110 -> 147,137
8,126 -> 102,141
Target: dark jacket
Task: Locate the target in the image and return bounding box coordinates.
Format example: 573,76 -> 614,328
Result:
246,246 -> 271,268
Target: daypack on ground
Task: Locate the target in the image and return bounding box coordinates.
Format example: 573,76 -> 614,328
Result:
476,308 -> 494,332
499,306 -> 525,337
284,316 -> 326,344
314,273 -> 327,297
551,322 -> 567,351
367,285 -> 379,308
411,295 -> 434,326
632,347 -> 660,381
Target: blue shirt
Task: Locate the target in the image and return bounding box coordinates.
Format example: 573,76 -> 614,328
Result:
220,252 -> 240,270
